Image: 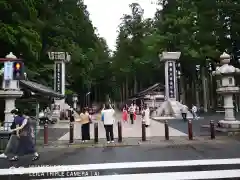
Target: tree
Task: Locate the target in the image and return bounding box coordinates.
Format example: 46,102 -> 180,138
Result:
0,0 -> 111,106
112,0 -> 240,110
112,3 -> 163,102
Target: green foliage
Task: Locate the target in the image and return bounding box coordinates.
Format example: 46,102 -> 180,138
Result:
2,0 -> 240,103
111,0 -> 240,101
0,0 -> 110,103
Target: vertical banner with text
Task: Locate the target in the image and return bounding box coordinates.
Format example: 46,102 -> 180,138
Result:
167,61 -> 175,99
55,62 -> 62,99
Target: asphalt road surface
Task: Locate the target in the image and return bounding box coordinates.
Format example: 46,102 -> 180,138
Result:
0,140 -> 240,175
166,113 -> 240,136
1,113 -> 240,179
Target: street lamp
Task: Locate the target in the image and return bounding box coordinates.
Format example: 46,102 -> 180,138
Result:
72,93 -> 78,110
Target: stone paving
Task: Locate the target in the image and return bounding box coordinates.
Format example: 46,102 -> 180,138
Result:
58,112 -> 186,141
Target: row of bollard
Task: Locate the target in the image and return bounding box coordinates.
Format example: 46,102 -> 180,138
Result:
43,119 -> 216,145
43,121 -> 124,145
164,120 -> 215,140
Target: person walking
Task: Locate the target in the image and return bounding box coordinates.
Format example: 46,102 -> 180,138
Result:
79,108 -> 91,142
9,109 -> 39,161
142,104 -> 151,127
102,104 -> 115,143
122,107 -> 128,123
181,104 -> 188,122
0,109 -> 19,158
192,105 -> 198,120
128,103 -> 135,124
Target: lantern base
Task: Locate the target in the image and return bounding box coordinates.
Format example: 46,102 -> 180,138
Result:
218,120 -> 240,129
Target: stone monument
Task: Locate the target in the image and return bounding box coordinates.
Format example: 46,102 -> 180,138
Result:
152,52 -> 193,120
0,53 -> 23,130
48,52 -> 70,111
212,52 -> 240,129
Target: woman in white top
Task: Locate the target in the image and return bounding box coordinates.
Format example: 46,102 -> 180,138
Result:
142,104 -> 151,127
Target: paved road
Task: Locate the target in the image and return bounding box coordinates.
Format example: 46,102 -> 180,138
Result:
1,138 -> 240,168
165,113 -> 240,136
36,112 -> 238,142
1,138 -> 240,179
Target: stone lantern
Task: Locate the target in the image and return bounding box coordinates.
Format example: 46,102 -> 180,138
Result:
212,52 -> 240,128
0,52 -> 23,130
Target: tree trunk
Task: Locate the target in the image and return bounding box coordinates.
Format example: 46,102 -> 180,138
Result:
119,86 -> 123,103
201,67 -> 208,112
94,86 -> 97,102
134,75 -> 137,94
122,82 -> 125,101
180,76 -> 186,104
126,77 -> 129,99
193,80 -> 200,107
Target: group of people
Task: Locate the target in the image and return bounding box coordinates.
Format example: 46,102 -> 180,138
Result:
71,104 -> 115,144
0,109 -> 39,161
122,104 -> 137,124
122,103 -> 151,127
181,104 -> 199,121
74,103 -> 151,144
70,104 -> 116,144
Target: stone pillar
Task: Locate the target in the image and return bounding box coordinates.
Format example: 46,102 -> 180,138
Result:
54,60 -> 65,109
48,52 -> 70,110
224,94 -> 235,121
160,52 -> 181,100
4,98 -> 15,129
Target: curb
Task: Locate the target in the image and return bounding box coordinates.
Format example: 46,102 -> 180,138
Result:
36,142 -> 139,151
36,136 -> 236,151
151,117 -> 204,122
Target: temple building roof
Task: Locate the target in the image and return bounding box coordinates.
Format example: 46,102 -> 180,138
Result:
19,80 -> 64,99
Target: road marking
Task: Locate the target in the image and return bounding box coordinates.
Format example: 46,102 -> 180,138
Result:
3,168 -> 240,179
1,158 -> 240,175
40,170 -> 240,180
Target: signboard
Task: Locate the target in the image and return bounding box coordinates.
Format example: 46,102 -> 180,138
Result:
55,62 -> 62,96
4,61 -> 13,80
168,61 -> 175,99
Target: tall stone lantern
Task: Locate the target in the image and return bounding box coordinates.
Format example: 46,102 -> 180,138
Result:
212,52 -> 240,128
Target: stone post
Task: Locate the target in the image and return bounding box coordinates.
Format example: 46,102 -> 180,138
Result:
48,52 -> 71,110
160,52 -> 181,100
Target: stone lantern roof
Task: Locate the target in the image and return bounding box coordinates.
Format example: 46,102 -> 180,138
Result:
212,52 -> 240,76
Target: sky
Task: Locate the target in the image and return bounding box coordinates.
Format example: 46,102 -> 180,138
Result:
84,0 -> 159,51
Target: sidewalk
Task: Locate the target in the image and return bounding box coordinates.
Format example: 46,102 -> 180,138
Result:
58,113 -> 186,141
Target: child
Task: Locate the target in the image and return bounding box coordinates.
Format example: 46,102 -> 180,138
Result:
122,107 -> 128,122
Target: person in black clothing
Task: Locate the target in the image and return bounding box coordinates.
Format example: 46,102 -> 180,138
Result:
0,109 -> 19,158
129,104 -> 135,124
9,109 -> 39,161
